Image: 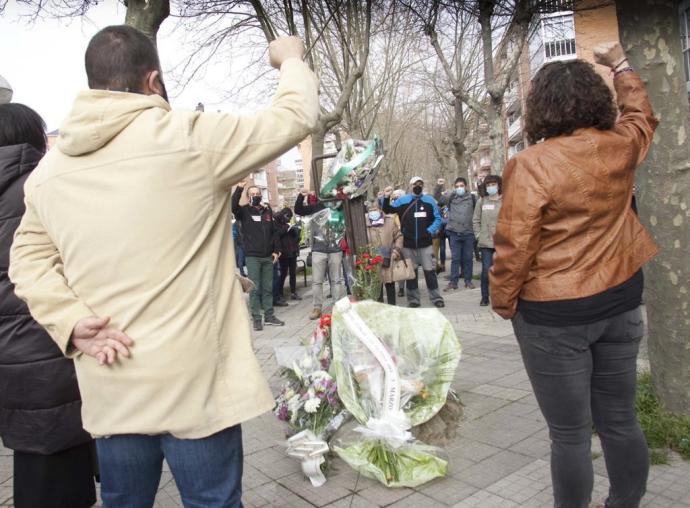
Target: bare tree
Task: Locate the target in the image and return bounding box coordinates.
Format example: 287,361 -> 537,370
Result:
617,0 -> 690,416
14,0 -> 171,44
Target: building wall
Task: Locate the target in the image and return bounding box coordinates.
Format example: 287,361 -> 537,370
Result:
574,0 -> 620,90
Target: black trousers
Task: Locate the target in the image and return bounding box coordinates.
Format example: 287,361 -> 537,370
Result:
512,307 -> 648,508
378,282 -> 396,305
14,441 -> 97,508
279,256 -> 297,293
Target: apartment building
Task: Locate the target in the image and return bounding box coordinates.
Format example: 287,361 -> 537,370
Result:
470,0 -> 620,184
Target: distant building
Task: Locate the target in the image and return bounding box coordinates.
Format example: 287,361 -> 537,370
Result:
297,133 -> 338,192
47,129 -> 59,149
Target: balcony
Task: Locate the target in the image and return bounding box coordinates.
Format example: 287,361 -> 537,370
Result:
505,87 -> 520,114
508,116 -> 523,142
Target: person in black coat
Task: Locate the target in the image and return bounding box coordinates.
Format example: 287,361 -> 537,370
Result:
0,103 -> 96,507
275,207 -> 302,300
232,182 -> 284,331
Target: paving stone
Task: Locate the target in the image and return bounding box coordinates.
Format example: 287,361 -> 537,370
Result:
415,477 -> 479,506
454,451 -> 535,489
276,472 -> 355,506
452,490 -> 518,508
0,277 -> 688,507
386,491 -> 444,507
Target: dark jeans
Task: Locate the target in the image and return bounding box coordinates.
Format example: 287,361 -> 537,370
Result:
272,262 -> 282,302
439,234 -> 447,264
279,256 -> 297,294
512,308 -> 648,508
96,425 -> 243,508
480,247 -> 495,301
448,231 -> 474,284
246,256 -> 274,320
234,241 -> 246,277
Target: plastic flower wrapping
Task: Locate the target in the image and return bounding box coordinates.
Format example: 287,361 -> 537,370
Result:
273,299 -> 461,488
320,138 -> 383,199
329,299 -> 461,487
308,206 -> 346,252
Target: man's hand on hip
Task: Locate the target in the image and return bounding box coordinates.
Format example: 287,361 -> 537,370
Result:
71,316 -> 133,366
269,36 -> 306,69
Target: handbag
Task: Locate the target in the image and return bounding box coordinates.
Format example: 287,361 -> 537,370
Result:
390,253 -> 416,282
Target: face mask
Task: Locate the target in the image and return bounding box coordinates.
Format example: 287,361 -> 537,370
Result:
455,187 -> 466,196
368,211 -> 382,221
412,185 -> 423,195
486,185 -> 499,196
250,196 -> 262,206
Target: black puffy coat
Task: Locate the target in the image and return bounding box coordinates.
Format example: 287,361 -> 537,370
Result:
0,143 -> 91,454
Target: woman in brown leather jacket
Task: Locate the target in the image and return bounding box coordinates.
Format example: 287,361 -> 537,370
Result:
490,42 -> 658,508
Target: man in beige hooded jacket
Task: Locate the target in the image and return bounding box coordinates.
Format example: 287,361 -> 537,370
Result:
9,25 -> 318,507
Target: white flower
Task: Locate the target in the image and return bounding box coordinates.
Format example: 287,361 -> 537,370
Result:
304,397 -> 321,414
301,356 -> 313,370
288,395 -> 301,423
311,370 -> 331,381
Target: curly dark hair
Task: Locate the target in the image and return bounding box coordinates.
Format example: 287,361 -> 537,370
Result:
524,60 -> 617,144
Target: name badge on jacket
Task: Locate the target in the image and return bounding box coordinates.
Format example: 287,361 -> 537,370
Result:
414,211 -> 427,218
482,204 -> 495,211
251,215 -> 261,222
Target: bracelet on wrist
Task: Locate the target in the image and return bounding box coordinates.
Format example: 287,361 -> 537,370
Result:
614,67 -> 634,76
613,59 -> 630,72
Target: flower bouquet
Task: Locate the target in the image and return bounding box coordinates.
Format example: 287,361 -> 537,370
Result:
353,247 -> 384,301
273,314 -> 350,486
320,138 -> 383,199
329,298 -> 461,487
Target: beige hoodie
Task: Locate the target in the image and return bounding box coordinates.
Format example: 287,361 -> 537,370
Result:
9,58 -> 318,438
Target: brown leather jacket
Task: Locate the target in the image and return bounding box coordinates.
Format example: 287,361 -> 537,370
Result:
490,72 -> 659,319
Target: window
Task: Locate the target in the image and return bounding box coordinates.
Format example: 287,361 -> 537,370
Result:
529,13 -> 576,76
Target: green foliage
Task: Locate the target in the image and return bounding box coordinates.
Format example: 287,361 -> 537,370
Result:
635,372 -> 690,461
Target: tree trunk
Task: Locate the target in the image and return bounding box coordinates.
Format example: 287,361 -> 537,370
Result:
479,0 -> 508,174
124,0 -> 170,46
618,0 -> 690,416
488,100 -> 506,175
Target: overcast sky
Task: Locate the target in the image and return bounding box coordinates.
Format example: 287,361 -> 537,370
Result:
0,2 -> 301,164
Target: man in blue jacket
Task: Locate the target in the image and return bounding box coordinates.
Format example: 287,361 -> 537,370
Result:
382,176 -> 445,308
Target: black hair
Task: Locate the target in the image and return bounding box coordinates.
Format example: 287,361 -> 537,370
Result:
483,174 -> 502,195
0,103 -> 47,153
454,177 -> 467,186
85,25 -> 161,92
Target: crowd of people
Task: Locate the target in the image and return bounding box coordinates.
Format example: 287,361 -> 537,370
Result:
0,23 -> 659,508
231,172 -> 504,330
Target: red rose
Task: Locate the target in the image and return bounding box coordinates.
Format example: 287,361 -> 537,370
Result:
372,255 -> 384,264
362,253 -> 371,259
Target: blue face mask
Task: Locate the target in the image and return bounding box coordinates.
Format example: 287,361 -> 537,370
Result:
368,211 -> 382,221
486,185 -> 499,196
455,187 -> 466,196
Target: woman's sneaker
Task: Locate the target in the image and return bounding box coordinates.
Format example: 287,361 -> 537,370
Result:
253,318 -> 263,331
290,292 -> 302,301
264,315 -> 285,326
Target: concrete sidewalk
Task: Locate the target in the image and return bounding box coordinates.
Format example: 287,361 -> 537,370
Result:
2,272 -> 689,507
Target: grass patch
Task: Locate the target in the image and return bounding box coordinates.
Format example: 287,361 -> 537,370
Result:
635,372 -> 690,462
